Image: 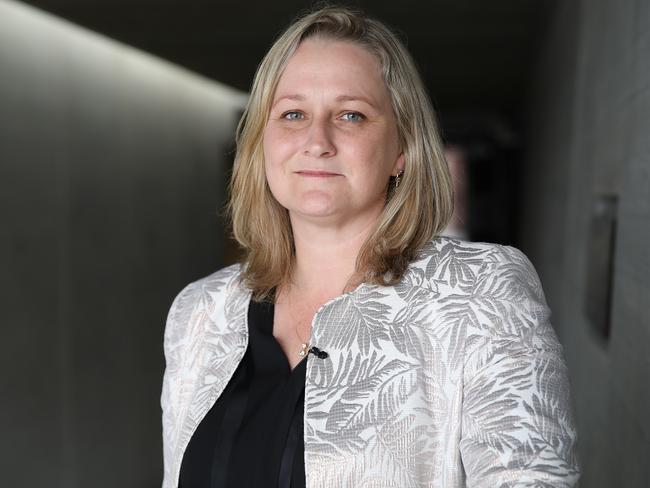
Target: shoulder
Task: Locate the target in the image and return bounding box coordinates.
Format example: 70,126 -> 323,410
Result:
403,235 -> 541,296
415,234 -> 535,268
170,263 -> 242,310
163,263 -> 244,345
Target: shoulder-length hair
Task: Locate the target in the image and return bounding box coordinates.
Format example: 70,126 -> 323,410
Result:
227,4 -> 454,300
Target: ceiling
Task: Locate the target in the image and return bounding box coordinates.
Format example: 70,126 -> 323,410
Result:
21,0 -> 556,138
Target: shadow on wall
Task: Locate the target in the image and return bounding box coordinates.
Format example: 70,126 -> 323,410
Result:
0,1 -> 247,487
520,0 -> 650,486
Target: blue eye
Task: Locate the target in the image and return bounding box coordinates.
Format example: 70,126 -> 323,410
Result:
282,111 -> 303,120
341,112 -> 364,122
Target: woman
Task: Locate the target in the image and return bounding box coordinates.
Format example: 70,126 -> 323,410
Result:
161,5 -> 580,488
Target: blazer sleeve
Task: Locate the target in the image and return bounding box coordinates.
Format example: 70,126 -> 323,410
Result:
459,245 -> 581,487
160,282 -> 197,488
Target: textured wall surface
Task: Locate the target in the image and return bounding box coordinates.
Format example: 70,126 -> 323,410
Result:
0,2 -> 246,487
522,0 -> 650,486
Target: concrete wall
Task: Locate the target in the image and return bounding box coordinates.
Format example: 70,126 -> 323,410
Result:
522,0 -> 650,486
0,1 -> 246,486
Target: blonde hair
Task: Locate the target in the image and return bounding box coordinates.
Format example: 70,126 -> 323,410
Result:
228,4 -> 453,299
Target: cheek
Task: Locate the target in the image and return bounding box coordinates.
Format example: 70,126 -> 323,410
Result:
262,128 -> 276,166
262,138 -> 288,203
264,157 -> 283,197
263,163 -> 286,208
263,126 -> 297,164
345,131 -> 397,176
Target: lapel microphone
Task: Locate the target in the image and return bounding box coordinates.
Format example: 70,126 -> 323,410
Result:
308,346 -> 329,359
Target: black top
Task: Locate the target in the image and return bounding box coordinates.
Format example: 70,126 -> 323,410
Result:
178,294 -> 308,488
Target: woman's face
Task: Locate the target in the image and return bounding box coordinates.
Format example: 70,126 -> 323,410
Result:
263,38 -> 404,228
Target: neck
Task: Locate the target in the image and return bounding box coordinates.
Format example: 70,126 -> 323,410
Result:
287,213 -> 379,297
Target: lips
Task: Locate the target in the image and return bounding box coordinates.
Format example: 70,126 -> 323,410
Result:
295,170 -> 341,177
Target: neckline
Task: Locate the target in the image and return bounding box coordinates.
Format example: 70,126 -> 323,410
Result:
246,281 -> 369,373
249,295 -> 308,374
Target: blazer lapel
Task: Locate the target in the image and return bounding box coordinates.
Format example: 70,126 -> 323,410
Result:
173,271 -> 251,484
304,283 -> 418,486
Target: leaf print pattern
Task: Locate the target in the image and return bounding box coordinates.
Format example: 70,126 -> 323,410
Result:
318,288 -> 392,355
160,263 -> 249,488
160,236 -> 580,488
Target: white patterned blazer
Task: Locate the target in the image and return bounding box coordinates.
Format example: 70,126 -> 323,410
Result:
161,236 -> 580,487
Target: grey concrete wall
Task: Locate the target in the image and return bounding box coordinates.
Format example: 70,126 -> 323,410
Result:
522,0 -> 649,486
0,1 -> 246,486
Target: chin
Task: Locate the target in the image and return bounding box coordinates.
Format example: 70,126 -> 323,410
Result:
287,191 -> 342,216
290,204 -> 339,219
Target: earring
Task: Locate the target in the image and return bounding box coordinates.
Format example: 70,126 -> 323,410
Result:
395,170 -> 403,189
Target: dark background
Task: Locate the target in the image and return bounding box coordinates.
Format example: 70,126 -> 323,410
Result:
1,0 -> 648,486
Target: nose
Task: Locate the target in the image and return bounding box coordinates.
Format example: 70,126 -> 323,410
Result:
303,117 -> 336,158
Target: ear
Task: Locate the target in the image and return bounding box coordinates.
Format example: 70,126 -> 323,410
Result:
392,152 -> 405,176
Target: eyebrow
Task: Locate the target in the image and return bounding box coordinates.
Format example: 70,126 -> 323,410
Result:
271,94 -> 378,109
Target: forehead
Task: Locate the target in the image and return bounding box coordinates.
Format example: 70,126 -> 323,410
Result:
272,38 -> 388,103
